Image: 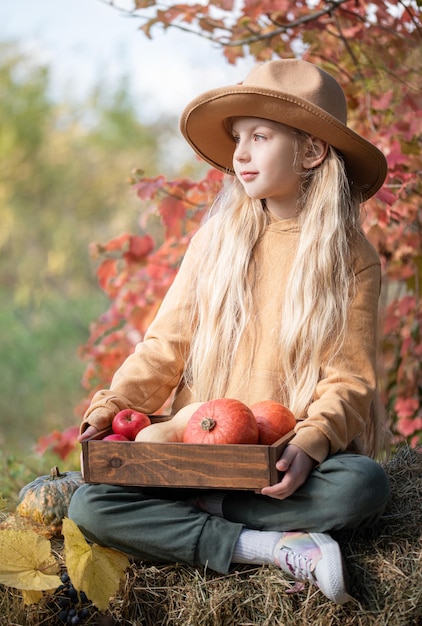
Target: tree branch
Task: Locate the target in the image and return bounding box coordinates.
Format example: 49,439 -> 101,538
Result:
333,13 -> 363,78
107,0 -> 355,47
397,0 -> 422,37
268,0 -> 349,28
221,0 -> 352,46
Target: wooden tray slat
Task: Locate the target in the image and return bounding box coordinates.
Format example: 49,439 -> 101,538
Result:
82,429 -> 293,492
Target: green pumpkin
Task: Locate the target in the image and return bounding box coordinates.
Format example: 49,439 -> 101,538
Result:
16,466 -> 84,534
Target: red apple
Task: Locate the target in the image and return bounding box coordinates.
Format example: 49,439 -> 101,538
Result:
250,400 -> 296,445
112,409 -> 151,441
103,433 -> 130,441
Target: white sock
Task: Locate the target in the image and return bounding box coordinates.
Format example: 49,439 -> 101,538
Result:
231,529 -> 283,564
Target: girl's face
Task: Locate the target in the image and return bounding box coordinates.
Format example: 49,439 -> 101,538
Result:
231,117 -> 302,219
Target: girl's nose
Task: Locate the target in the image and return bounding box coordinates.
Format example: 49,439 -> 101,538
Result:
233,140 -> 250,162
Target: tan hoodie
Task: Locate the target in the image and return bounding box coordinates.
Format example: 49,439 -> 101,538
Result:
82,215 -> 382,464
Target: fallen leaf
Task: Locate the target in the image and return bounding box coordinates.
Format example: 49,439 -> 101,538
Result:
22,589 -> 45,605
0,529 -> 61,594
62,517 -> 130,611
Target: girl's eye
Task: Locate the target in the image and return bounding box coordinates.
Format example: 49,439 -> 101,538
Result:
231,132 -> 266,143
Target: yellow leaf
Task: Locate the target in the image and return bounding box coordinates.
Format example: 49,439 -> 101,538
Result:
22,589 -> 45,605
62,517 -> 129,611
0,529 -> 61,592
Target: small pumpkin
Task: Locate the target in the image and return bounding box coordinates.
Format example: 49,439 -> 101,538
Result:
16,466 -> 84,534
182,398 -> 259,445
250,400 -> 296,445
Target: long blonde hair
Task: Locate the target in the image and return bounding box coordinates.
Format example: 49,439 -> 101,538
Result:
279,139 -> 361,418
184,135 -> 385,455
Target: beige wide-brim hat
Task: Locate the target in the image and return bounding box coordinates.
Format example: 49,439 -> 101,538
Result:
180,59 -> 387,201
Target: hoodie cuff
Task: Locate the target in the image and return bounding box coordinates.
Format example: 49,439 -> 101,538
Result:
80,390 -> 132,434
289,426 -> 331,464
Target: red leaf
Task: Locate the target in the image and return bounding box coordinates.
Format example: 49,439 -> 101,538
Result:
375,186 -> 399,206
133,175 -> 166,200
398,295 -> 416,317
36,426 -> 79,460
397,416 -> 422,437
158,196 -> 188,237
97,259 -> 119,293
394,397 -> 419,419
213,0 -> 234,9
123,235 -> 155,264
371,91 -> 393,111
101,233 -> 131,253
385,140 -> 409,169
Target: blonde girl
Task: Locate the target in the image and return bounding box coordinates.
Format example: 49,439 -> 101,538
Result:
70,59 -> 391,605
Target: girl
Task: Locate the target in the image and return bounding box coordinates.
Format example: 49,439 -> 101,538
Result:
69,59 -> 391,605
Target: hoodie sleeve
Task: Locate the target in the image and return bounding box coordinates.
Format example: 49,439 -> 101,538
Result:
290,247 -> 382,463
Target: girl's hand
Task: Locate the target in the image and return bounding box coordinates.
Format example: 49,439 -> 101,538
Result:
261,444 -> 317,500
77,425 -> 100,442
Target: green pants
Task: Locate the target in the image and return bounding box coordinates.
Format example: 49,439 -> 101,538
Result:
69,453 -> 390,574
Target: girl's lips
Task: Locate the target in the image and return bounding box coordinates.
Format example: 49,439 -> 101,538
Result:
240,171 -> 258,181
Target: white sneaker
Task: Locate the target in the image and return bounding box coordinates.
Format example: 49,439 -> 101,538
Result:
274,531 -> 352,604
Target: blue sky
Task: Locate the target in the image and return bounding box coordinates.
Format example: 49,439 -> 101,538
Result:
1,0 -> 251,121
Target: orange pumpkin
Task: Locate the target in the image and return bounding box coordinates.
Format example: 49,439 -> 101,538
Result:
250,400 -> 296,445
183,398 -> 259,445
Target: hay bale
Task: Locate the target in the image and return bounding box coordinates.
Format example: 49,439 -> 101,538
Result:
103,445 -> 422,626
1,445 -> 421,626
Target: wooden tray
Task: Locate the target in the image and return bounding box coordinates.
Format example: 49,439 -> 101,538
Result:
81,417 -> 294,493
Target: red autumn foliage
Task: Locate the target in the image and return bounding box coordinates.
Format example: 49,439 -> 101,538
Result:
39,0 -> 421,459
36,426 -> 80,460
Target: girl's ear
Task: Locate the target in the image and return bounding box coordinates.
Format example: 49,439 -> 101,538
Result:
302,137 -> 328,169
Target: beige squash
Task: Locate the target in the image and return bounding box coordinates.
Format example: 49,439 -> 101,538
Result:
135,402 -> 204,443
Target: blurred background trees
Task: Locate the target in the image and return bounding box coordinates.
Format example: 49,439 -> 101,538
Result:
0,40 -> 177,452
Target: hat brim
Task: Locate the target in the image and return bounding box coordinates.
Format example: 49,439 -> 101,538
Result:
180,87 -> 387,201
